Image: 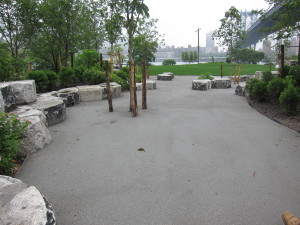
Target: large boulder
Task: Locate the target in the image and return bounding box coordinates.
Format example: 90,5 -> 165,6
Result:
99,82 -> 121,99
52,87 -> 80,107
77,85 -> 104,102
31,94 -> 66,126
192,79 -> 212,91
0,175 -> 56,225
255,71 -> 264,80
0,91 -> 4,112
14,106 -> 52,156
6,80 -> 36,104
212,77 -> 231,89
0,83 -> 16,112
135,80 -> 157,91
157,74 -> 173,80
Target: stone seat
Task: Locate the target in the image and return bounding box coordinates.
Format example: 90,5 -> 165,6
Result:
212,77 -> 231,89
136,80 -> 157,90
51,87 -> 80,107
235,83 -> 248,96
30,94 -> 66,126
157,74 -> 173,81
77,85 -> 104,102
0,175 -> 56,225
99,82 -> 121,99
192,79 -> 212,91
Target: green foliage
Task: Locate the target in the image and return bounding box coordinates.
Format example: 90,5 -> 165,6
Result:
136,75 -> 142,83
245,78 -> 260,97
267,77 -> 286,99
82,70 -> 105,85
279,85 -> 300,115
162,59 -> 176,66
44,70 -> 59,91
0,113 -> 29,173
0,42 -> 14,82
262,71 -> 275,83
181,51 -> 198,63
110,73 -> 129,90
198,73 -> 214,80
213,6 -> 245,55
132,34 -> 158,64
233,48 -> 265,64
27,70 -> 49,93
75,49 -> 100,69
288,65 -> 300,86
252,80 -> 268,101
115,69 -> 129,80
59,67 -> 77,88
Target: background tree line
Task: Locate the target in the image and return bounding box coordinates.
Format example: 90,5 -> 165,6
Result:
181,51 -> 198,63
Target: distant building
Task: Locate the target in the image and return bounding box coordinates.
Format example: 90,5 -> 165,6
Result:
287,36 -> 299,57
206,31 -> 217,53
262,40 -> 272,56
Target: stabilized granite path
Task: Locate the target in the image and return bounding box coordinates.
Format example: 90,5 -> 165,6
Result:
17,76 -> 300,225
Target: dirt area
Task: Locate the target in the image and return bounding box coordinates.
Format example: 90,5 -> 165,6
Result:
247,98 -> 300,133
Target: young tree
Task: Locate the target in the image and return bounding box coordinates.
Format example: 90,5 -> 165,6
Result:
119,0 -> 150,117
213,6 -> 245,56
233,48 -> 265,64
0,0 -> 40,76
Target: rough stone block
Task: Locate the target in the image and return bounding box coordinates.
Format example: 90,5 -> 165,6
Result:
31,94 -> 66,126
157,74 -> 173,80
192,79 -> 212,91
99,82 -> 121,99
6,80 -> 36,104
77,85 -> 104,102
255,71 -> 264,80
0,175 -> 56,225
0,91 -> 4,112
13,106 -> 52,156
0,83 -> 16,112
162,72 -> 174,79
212,78 -> 231,89
52,87 -> 80,107
271,71 -> 280,77
136,80 -> 157,91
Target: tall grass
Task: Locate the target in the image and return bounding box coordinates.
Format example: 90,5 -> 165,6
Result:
146,63 -> 275,76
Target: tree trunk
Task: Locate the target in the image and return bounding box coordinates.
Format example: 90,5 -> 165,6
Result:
298,36 -> 300,66
70,53 -> 74,68
58,54 -> 62,71
99,53 -> 103,68
110,43 -> 114,73
281,44 -> 285,78
118,51 -> 122,69
105,61 -> 113,112
130,61 -> 138,116
65,43 -> 69,67
142,60 -> 147,109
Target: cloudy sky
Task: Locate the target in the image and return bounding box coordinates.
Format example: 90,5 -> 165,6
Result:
145,0 -> 271,48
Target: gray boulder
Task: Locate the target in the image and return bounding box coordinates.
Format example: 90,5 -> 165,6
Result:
0,91 -> 4,112
0,175 -> 56,225
0,83 -> 16,112
77,85 -> 104,102
52,87 -> 80,107
212,78 -> 231,89
6,80 -> 36,104
99,82 -> 121,99
31,94 -> 66,126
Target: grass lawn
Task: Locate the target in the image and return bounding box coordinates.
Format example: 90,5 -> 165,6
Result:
146,63 -> 275,76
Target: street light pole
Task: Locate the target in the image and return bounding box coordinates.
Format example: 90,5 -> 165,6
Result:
195,28 -> 201,64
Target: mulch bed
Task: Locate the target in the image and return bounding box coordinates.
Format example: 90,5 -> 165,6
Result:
247,98 -> 300,133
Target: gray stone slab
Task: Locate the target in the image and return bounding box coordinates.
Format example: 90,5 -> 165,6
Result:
0,91 -> 4,112
212,77 -> 231,89
192,79 -> 212,91
0,175 -> 56,225
157,74 -> 173,80
0,83 -> 16,112
77,85 -> 104,102
99,82 -> 121,99
6,80 -> 36,104
52,87 -> 80,107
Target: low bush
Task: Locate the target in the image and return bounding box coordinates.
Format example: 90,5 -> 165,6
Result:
245,78 -> 260,97
279,85 -> 300,115
44,70 -> 59,91
82,70 -> 105,85
59,67 -> 77,88
136,75 -> 142,83
198,73 -> 214,80
110,73 -> 129,90
267,77 -> 286,100
27,70 -> 49,93
288,65 -> 300,86
262,71 -> 275,83
115,69 -> 129,81
252,80 -> 268,101
0,113 -> 29,174
162,59 -> 176,66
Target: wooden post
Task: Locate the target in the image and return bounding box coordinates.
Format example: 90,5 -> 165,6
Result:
110,53 -> 114,73
130,61 -> 138,116
105,61 -> 113,112
280,44 -> 284,78
58,54 -> 62,71
118,51 -> 122,69
298,37 -> 300,66
99,53 -> 103,68
220,64 -> 223,78
142,60 -> 147,109
70,53 -> 74,68
238,65 -> 242,84
28,62 -> 32,72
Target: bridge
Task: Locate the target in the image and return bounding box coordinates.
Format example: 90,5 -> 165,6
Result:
242,3 -> 286,47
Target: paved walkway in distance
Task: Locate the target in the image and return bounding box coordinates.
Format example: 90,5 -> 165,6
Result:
17,76 -> 300,225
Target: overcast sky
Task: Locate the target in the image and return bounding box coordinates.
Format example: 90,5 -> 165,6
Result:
145,0 -> 271,48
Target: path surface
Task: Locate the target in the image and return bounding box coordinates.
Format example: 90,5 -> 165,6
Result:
17,76 -> 300,225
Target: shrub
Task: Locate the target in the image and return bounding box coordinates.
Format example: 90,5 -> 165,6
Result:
44,70 -> 59,91
279,64 -> 291,78
262,71 -> 275,83
75,49 -> 99,69
59,67 -> 77,88
279,85 -> 300,115
116,70 -> 129,81
288,65 -> 300,86
267,77 -> 286,100
252,80 -> 268,101
0,113 -> 29,173
111,73 -> 129,90
136,75 -> 142,83
27,70 -> 49,93
82,70 -> 105,85
120,66 -> 129,74
73,66 -> 85,84
162,59 -> 176,65
245,78 -> 260,97
284,75 -> 297,87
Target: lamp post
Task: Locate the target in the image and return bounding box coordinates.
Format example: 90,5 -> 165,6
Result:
195,28 -> 201,64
